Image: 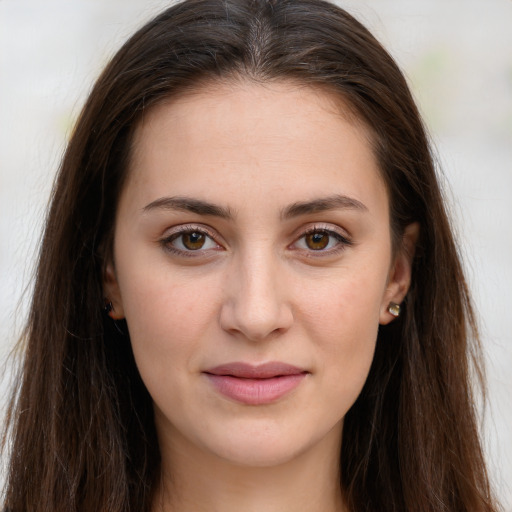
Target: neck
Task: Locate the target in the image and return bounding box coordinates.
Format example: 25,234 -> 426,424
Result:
153,424 -> 346,512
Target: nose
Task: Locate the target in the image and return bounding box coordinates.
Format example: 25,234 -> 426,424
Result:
219,250 -> 294,342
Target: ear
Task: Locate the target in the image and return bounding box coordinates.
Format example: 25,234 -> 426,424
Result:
379,222 -> 419,325
103,260 -> 125,320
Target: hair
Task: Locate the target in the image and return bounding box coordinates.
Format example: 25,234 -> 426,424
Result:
1,0 -> 500,511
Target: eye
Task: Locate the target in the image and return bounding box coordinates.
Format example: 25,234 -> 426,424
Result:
293,227 -> 351,253
162,226 -> 221,254
177,231 -> 210,250
303,231 -> 331,250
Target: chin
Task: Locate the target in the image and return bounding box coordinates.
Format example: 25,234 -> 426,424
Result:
195,415 -> 343,469
210,438 -> 309,468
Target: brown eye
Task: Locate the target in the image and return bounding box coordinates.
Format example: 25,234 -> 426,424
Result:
293,228 -> 351,255
163,227 -> 220,255
304,232 -> 330,250
182,232 -> 206,250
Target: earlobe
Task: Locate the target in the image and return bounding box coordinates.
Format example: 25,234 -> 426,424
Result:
103,261 -> 125,319
379,222 -> 420,325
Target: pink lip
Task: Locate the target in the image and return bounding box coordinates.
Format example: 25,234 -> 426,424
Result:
204,362 -> 308,405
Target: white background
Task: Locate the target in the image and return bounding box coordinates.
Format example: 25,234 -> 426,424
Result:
1,0 -> 511,508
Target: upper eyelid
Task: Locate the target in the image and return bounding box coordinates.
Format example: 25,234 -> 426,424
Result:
302,226 -> 344,236
160,225 -> 224,257
291,224 -> 354,253
160,223 -> 224,249
297,230 -> 351,244
163,223 -> 218,239
292,222 -> 351,240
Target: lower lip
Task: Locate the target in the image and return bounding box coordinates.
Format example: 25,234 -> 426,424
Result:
205,373 -> 307,405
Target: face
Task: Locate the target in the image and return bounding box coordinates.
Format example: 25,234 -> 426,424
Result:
105,81 -> 416,468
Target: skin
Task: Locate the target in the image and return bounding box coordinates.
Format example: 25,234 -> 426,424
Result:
104,80 -> 418,512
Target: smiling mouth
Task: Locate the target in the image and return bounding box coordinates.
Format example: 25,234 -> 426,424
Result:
203,362 -> 309,405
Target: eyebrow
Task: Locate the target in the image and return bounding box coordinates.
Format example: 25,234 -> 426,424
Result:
142,193 -> 367,220
281,194 -> 368,219
142,196 -> 234,219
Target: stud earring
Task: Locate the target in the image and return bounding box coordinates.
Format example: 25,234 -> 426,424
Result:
103,300 -> 114,315
388,302 -> 401,317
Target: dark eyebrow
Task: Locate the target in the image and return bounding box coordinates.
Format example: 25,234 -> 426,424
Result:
142,196 -> 234,219
281,194 -> 368,219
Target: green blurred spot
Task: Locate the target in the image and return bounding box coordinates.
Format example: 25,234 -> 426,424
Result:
408,44 -> 455,133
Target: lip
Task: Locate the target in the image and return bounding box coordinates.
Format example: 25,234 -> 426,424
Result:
203,362 -> 308,405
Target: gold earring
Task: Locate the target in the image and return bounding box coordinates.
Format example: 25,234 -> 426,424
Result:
388,302 -> 401,317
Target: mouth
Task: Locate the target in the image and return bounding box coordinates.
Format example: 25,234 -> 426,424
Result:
203,362 -> 309,405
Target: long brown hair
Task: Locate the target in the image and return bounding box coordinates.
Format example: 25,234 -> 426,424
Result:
2,0 -> 500,511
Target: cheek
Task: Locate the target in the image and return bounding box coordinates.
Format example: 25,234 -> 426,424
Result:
116,263 -> 221,379
302,260 -> 388,339
299,263 -> 388,403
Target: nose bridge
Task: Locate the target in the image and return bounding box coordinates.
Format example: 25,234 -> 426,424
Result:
220,243 -> 293,341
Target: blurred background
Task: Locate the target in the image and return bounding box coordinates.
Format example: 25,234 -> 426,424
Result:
1,0 -> 511,508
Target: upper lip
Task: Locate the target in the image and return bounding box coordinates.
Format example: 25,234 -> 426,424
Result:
204,362 -> 308,379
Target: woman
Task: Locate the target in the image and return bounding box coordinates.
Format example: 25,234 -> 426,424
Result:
1,0 -> 500,510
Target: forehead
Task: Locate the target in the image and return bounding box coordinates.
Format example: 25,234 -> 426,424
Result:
124,80 -> 387,218
131,80 -> 370,161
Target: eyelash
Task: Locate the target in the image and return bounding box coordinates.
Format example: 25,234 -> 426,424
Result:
160,225 -> 221,258
159,224 -> 352,258
293,226 -> 353,256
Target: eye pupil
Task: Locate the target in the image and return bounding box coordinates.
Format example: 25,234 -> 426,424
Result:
183,232 -> 205,250
306,232 -> 329,250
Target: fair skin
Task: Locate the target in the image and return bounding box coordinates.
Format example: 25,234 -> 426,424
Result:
104,80 -> 418,512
